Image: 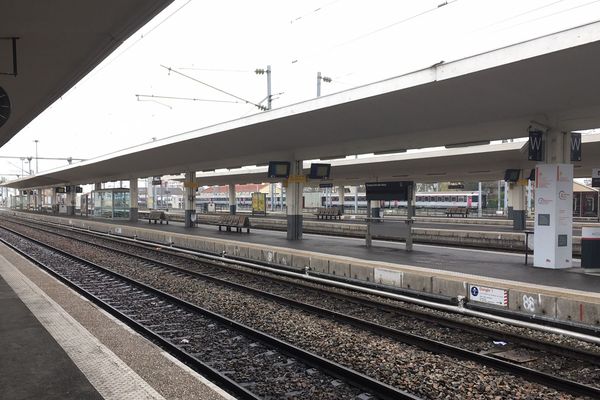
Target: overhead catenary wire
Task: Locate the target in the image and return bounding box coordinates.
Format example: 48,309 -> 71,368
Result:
470,0 -> 567,32
291,0 -> 458,64
491,0 -> 600,33
290,0 -> 342,24
136,94 -> 241,104
161,65 -> 269,110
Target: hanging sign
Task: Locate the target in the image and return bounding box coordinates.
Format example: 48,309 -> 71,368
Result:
570,132 -> 582,162
592,168 -> 600,188
528,129 -> 544,161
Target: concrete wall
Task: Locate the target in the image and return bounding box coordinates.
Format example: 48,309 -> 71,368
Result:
10,211 -> 600,328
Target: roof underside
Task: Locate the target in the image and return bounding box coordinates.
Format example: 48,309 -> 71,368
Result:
0,0 -> 173,147
6,21 -> 600,189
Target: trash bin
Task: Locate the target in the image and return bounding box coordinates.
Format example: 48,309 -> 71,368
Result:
581,226 -> 600,269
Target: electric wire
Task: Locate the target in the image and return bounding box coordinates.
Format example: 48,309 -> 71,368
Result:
136,94 -> 241,104
290,0 -> 342,24
491,0 -> 600,33
160,65 -> 268,110
290,0 -> 458,64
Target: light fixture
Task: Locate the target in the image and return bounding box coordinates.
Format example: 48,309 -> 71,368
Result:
445,140 -> 490,149
374,149 -> 407,155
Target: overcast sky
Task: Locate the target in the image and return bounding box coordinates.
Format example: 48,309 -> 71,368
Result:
2,0 -> 600,178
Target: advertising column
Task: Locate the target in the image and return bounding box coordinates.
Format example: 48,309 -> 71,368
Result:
533,164 -> 573,268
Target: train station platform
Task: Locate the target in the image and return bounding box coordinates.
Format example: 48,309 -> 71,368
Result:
5,210 -> 600,330
0,235 -> 236,400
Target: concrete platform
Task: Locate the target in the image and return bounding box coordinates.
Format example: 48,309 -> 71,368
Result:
7,210 -> 600,329
0,239 -> 234,400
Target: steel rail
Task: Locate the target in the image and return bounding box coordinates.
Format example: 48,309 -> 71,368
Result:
0,224 -> 419,400
25,223 -> 600,399
21,213 -> 598,345
25,217 -> 599,364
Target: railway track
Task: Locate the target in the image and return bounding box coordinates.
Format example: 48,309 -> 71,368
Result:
0,224 -> 414,400
2,216 -> 599,399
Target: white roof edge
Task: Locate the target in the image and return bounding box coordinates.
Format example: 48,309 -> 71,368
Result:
5,20 -> 600,188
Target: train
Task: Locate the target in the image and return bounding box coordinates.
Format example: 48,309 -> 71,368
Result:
195,191 -> 487,211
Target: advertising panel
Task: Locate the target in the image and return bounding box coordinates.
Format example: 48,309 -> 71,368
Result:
251,192 -> 266,215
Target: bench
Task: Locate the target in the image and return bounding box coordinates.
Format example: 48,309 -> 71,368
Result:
148,210 -> 169,224
445,207 -> 469,218
315,207 -> 342,220
217,215 -> 250,233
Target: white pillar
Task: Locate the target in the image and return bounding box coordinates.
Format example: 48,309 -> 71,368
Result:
51,188 -> 58,214
477,182 -> 482,218
286,160 -> 303,240
354,186 -> 358,214
507,182 -> 526,230
66,186 -> 76,216
228,184 -> 237,215
527,180 -> 533,217
129,179 -> 138,222
338,186 -> 345,213
184,172 -> 196,228
503,181 -> 509,215
533,129 -> 573,269
370,200 -> 381,219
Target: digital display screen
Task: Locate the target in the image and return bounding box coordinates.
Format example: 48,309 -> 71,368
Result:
267,161 -> 291,178
365,181 -> 412,201
309,163 -> 331,179
55,187 -> 66,193
538,214 -> 550,226
504,169 -> 520,182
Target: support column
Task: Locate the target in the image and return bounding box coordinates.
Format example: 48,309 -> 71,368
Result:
477,182 -> 482,218
26,190 -> 31,211
184,172 -> 196,228
286,160 -> 303,240
354,186 -> 359,214
371,201 -> 380,219
129,179 -> 138,222
533,129 -> 573,269
36,189 -> 42,212
229,184 -> 237,215
338,186 -> 345,213
95,182 -> 101,191
66,186 -> 76,216
507,182 -> 526,230
497,180 -> 501,212
51,188 -> 57,214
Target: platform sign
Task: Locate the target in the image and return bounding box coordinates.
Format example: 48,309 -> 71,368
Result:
183,181 -> 199,189
287,175 -> 307,184
365,181 -> 412,201
468,284 -> 508,307
319,183 -> 333,188
528,129 -> 544,161
251,192 -> 266,215
570,132 -> 582,161
152,176 -> 162,185
592,168 -> 600,188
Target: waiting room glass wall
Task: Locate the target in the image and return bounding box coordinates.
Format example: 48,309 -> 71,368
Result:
92,189 -> 130,219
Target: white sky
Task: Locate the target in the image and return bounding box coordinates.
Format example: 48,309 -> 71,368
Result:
3,0 -> 600,178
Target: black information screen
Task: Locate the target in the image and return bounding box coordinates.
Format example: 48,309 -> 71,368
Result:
365,181 -> 412,201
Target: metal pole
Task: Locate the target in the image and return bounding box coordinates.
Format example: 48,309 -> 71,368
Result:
266,65 -> 272,110
317,72 -> 322,97
497,180 -> 501,212
478,181 -> 482,217
34,140 -> 38,174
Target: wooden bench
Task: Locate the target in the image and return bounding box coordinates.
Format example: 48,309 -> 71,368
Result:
315,207 -> 342,220
148,210 -> 169,224
445,207 -> 469,218
217,215 -> 250,233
